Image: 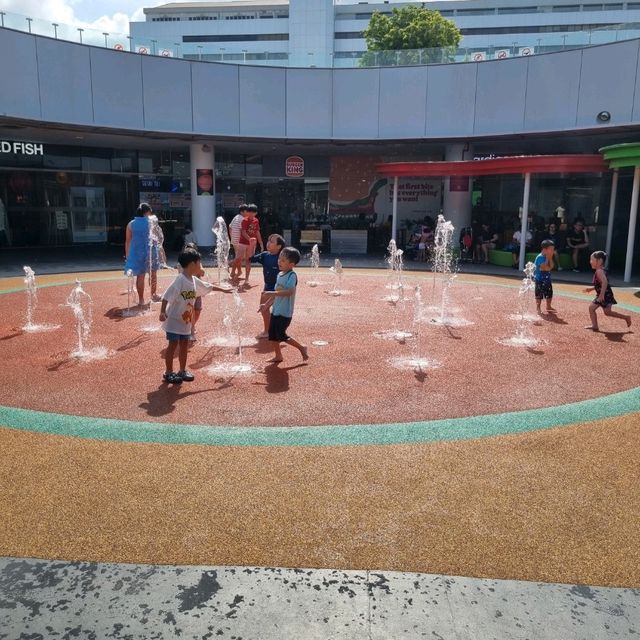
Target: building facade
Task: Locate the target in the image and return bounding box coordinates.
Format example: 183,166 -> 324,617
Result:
130,0 -> 640,66
1,26 -> 640,276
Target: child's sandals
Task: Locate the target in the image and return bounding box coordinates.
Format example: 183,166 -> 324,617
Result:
163,372 -> 183,384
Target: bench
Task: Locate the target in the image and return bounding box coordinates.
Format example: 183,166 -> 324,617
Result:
488,249 -> 573,270
300,229 -> 323,247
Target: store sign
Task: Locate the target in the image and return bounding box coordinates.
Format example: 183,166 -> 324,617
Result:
495,49 -> 510,60
0,141 -> 44,156
140,178 -> 162,189
471,52 -> 486,62
285,155 -> 304,178
519,47 -> 534,56
449,176 -> 469,193
136,45 -> 150,55
159,48 -> 174,58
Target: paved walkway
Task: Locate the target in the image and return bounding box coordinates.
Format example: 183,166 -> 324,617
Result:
1,245 -> 639,287
1,558 -> 638,640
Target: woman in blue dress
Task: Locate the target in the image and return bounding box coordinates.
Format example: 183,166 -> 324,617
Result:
124,203 -> 162,305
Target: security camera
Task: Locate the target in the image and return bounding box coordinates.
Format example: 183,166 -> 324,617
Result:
596,111 -> 611,123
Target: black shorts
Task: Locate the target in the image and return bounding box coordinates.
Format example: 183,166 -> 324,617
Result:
535,278 -> 553,300
269,314 -> 292,342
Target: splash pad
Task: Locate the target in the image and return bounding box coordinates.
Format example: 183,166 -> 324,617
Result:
1,268 -> 637,430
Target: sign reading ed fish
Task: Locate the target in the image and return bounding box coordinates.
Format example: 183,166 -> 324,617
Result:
285,156 -> 304,178
0,141 -> 44,156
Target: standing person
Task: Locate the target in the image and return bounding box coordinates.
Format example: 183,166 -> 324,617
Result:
159,247 -> 230,384
124,202 -> 161,306
253,233 -> 285,338
229,204 -> 248,281
259,247 -> 308,364
239,203 -> 264,287
566,219 -> 589,272
534,240 -> 557,314
583,251 -> 632,332
180,241 -> 205,341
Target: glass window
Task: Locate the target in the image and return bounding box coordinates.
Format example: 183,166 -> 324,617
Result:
551,4 -> 580,11
497,6 -> 538,13
457,8 -> 495,15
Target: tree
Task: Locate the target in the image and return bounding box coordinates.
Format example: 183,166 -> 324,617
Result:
360,5 -> 462,66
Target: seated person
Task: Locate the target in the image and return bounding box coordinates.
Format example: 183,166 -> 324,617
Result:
545,222 -> 564,270
505,228 -> 533,268
565,219 -> 589,272
417,226 -> 434,261
459,227 -> 474,261
405,231 -> 421,260
474,223 -> 498,263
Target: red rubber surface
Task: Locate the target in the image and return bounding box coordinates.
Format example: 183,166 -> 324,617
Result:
0,273 -> 637,427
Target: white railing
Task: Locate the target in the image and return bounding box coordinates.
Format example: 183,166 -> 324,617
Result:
1,9 -> 639,67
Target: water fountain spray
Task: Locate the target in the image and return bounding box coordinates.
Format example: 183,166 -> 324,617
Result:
389,284 -> 441,372
212,216 -> 232,286
207,287 -> 256,376
432,215 -> 456,323
121,269 -> 137,317
308,244 -> 321,287
328,258 -> 344,296
147,215 -> 167,301
21,266 -> 60,333
23,266 -> 37,330
385,239 -> 404,292
65,280 -> 93,358
207,286 -> 258,349
500,262 -> 540,348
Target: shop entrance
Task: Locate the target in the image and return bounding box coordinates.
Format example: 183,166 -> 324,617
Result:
70,187 -> 107,243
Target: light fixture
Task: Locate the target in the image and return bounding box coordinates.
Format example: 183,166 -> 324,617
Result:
597,111 -> 611,123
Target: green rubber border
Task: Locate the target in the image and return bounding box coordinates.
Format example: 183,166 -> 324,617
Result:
1,388 -> 638,447
1,273 -> 639,447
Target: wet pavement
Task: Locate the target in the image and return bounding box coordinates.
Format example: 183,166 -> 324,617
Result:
1,558 -> 638,640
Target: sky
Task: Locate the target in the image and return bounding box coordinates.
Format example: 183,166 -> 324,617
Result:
0,0 -> 421,36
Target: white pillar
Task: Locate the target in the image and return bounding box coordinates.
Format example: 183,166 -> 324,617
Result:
519,173 -> 531,271
189,142 -> 215,248
442,143 -> 473,231
391,175 -> 398,243
624,165 -> 640,282
604,169 -> 618,269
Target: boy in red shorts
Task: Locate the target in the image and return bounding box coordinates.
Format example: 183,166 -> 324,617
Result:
239,204 -> 264,287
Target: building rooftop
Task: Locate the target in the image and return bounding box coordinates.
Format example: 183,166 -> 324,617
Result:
146,0 -> 289,11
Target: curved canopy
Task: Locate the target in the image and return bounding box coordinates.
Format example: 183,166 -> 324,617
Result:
600,143 -> 640,169
376,155 -> 608,177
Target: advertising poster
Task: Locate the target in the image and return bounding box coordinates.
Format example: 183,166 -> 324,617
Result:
328,157 -> 440,225
196,169 -> 214,196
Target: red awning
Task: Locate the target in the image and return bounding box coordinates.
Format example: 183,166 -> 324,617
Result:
376,155 -> 608,177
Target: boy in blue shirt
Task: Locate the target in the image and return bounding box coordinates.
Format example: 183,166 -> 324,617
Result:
534,240 -> 557,314
259,246 -> 309,363
253,233 -> 285,338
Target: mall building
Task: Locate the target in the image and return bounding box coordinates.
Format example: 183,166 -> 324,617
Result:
1,22 -> 640,277
129,0 -> 640,67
